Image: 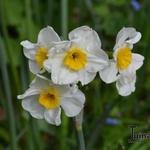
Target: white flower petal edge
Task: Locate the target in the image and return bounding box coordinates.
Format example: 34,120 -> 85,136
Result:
114,27 -> 142,50
22,96 -> 44,119
130,53 -> 144,70
99,60 -> 119,84
78,69 -> 96,85
44,108 -> 61,126
38,26 -> 60,46
20,26 -> 60,74
86,52 -> 109,72
21,40 -> 37,60
69,26 -> 102,51
17,75 -> 85,126
116,73 -> 136,96
61,88 -> 85,117
28,60 -> 41,74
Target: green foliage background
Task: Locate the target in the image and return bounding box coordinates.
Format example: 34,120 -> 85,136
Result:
0,0 -> 150,149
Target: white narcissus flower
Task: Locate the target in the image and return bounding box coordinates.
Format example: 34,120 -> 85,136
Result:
99,27 -> 144,96
20,26 -> 60,74
17,75 -> 85,126
44,26 -> 109,85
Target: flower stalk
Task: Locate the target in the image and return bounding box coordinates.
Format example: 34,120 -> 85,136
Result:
61,0 -> 68,149
75,110 -> 86,150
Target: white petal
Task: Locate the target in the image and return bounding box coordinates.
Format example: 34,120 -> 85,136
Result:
61,89 -> 85,117
114,27 -> 141,50
30,75 -> 51,89
43,59 -> 52,72
130,53 -> 144,70
44,55 -> 78,85
21,40 -> 36,49
30,111 -> 44,119
29,60 -> 41,74
44,108 -> 61,126
116,73 -> 136,96
86,52 -> 109,72
69,26 -> 97,45
38,26 -> 60,46
78,70 -> 96,85
69,26 -> 102,53
17,88 -> 40,99
126,32 -> 141,44
52,65 -> 78,85
54,85 -> 71,96
21,40 -> 37,60
22,95 -> 44,119
99,60 -> 118,83
49,41 -> 71,54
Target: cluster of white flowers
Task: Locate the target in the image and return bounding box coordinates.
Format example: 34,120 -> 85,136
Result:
18,26 -> 144,126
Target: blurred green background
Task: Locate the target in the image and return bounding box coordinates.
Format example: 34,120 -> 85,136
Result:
0,0 -> 150,149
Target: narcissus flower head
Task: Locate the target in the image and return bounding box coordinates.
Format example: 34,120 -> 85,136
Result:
17,75 -> 85,126
44,26 -> 109,85
99,27 -> 144,96
20,26 -> 60,74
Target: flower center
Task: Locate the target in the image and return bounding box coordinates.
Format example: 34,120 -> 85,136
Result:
116,47 -> 132,70
38,87 -> 60,109
35,47 -> 48,68
63,47 -> 87,71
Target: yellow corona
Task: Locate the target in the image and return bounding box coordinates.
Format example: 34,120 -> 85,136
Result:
35,47 -> 48,68
64,47 -> 87,71
116,47 -> 132,70
38,87 -> 60,109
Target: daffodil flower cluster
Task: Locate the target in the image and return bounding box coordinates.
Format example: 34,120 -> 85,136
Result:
18,26 -> 144,126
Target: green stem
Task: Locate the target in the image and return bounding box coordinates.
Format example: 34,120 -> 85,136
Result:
61,0 -> 68,39
60,0 -> 68,149
76,127 -> 86,150
75,110 -> 86,150
0,36 -> 17,150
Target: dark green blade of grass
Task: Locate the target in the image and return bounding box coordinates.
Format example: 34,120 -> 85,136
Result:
0,35 -> 17,150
